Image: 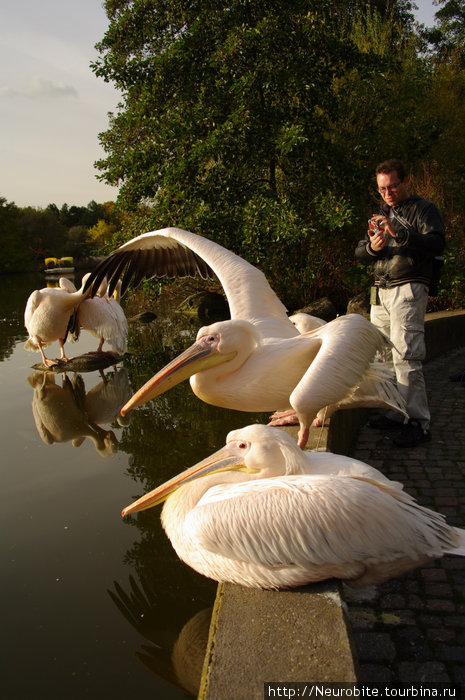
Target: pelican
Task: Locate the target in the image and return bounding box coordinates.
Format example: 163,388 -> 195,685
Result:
106,280 -> 128,352
77,274 -> 128,355
122,424 -> 465,590
84,227 -> 403,448
288,312 -> 326,333
24,277 -> 89,366
271,312 -> 405,428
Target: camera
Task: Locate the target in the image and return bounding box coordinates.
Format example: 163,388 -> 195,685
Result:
368,218 -> 385,236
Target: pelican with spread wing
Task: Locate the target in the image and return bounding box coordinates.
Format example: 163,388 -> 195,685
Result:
84,227 -> 403,448
122,424 -> 465,589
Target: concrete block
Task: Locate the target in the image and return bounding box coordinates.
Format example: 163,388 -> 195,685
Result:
200,582 -> 357,699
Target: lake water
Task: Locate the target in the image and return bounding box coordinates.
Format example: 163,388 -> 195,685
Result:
1,273 -> 266,699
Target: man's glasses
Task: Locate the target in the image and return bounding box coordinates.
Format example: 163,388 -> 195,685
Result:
378,182 -> 401,194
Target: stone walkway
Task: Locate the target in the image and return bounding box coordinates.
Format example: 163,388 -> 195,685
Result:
346,346 -> 465,684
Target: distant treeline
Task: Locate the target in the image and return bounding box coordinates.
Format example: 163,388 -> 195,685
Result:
0,197 -> 120,273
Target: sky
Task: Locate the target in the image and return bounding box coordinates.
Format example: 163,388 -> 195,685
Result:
0,0 -> 439,210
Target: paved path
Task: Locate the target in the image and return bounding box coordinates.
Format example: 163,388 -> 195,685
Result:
346,346 -> 465,684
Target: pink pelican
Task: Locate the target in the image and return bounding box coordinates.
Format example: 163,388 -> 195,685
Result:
122,424 -> 465,589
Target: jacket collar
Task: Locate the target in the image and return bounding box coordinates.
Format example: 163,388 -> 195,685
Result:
381,194 -> 420,215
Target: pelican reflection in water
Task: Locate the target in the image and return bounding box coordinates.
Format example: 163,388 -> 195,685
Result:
108,571 -> 213,697
122,424 -> 465,590
29,369 -> 132,455
85,227 -> 406,449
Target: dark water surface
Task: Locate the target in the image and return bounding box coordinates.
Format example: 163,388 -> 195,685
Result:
0,273 -> 265,699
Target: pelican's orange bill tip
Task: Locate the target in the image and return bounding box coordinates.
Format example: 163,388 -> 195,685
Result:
120,449 -> 245,518
119,341 -> 233,416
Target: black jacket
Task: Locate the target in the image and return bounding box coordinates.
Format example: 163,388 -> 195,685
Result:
354,195 -> 445,289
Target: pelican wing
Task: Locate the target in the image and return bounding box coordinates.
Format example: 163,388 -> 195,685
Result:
189,475 -> 456,570
24,289 -> 42,330
337,362 -> 407,417
289,315 -> 391,422
84,228 -> 295,338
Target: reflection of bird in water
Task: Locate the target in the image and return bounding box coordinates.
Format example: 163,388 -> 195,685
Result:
171,608 -> 212,697
69,274 -> 128,355
108,572 -> 213,697
84,227 -> 403,449
122,424 -> 465,590
271,312 -> 406,428
28,370 -> 130,455
24,277 -> 89,366
84,368 -> 132,427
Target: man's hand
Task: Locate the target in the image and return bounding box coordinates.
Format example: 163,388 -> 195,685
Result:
368,230 -> 387,251
368,215 -> 396,251
371,214 -> 396,238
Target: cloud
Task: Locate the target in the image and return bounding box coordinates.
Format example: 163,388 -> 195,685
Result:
0,77 -> 78,99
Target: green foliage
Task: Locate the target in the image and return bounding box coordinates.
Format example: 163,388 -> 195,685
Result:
87,219 -> 118,249
422,0 -> 465,65
93,0 -> 396,308
0,198 -> 35,273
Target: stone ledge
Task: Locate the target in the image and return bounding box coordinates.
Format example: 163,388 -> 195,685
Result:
424,310 -> 465,361
200,581 -> 358,700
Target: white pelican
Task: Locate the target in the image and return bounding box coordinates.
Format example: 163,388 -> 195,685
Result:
24,277 -> 89,366
77,274 -> 128,354
84,227 -> 403,448
122,424 -> 465,590
272,312 -> 405,428
288,312 -> 326,333
107,280 -> 128,352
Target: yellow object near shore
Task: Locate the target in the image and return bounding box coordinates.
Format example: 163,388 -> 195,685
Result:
43,256 -> 75,274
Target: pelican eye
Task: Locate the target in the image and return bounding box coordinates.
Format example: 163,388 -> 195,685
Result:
199,333 -> 219,346
238,442 -> 247,449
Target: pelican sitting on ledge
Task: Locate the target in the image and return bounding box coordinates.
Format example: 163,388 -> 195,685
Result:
85,227 -> 404,448
122,424 -> 465,590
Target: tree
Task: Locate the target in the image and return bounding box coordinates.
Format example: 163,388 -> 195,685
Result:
422,0 -> 465,64
0,198 -> 31,273
87,219 -> 118,250
94,0 -> 420,308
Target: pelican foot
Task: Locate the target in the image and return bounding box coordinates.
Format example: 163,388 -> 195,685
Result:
311,417 -> 323,427
269,409 -> 296,420
42,358 -> 58,368
268,413 -> 299,427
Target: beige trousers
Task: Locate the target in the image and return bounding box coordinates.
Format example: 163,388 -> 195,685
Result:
370,282 -> 430,430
